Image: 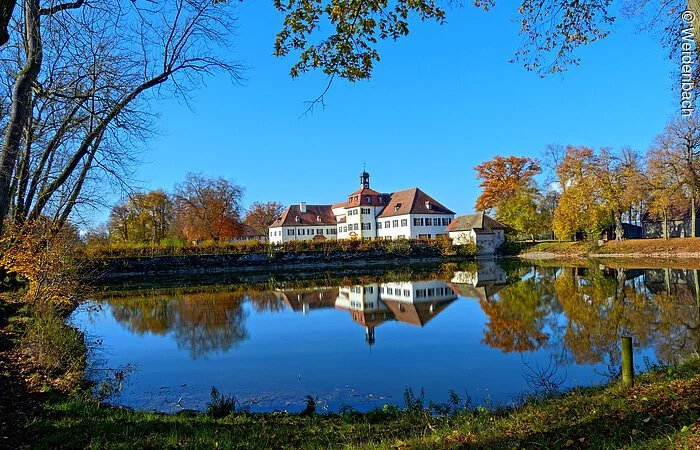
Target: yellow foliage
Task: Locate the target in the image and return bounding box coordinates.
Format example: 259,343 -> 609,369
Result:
0,220 -> 82,312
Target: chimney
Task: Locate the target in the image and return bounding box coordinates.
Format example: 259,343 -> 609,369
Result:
300,202 -> 307,213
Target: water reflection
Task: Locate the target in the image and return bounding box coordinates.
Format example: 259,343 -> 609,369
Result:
109,291 -> 249,358
100,261 -> 699,365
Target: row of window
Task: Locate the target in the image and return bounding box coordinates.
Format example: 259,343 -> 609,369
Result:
285,228 -> 338,236
348,207 -> 374,216
414,217 -> 451,227
379,287 -> 411,297
349,286 -> 374,294
348,195 -> 385,205
415,287 -> 454,298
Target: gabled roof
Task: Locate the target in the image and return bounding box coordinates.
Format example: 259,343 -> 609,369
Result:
446,212 -> 506,233
376,188 -> 454,218
269,204 -> 337,227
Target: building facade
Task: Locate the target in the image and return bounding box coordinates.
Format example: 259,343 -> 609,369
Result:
269,171 -> 455,243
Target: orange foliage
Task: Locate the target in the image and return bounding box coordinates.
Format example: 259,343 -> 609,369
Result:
474,156 -> 540,211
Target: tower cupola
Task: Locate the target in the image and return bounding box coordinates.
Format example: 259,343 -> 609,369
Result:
360,170 -> 370,188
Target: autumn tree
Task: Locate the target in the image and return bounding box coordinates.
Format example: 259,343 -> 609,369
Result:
594,148 -> 644,240
244,201 -> 285,235
552,146 -> 611,240
644,143 -> 688,239
649,116 -> 700,237
107,190 -> 173,245
474,155 -> 549,239
173,173 -> 244,242
475,156 -> 541,212
493,188 -> 549,241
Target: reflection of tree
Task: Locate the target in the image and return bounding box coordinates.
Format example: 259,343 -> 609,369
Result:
109,291 -> 249,359
246,291 -> 288,313
481,277 -> 552,352
482,264 -> 700,365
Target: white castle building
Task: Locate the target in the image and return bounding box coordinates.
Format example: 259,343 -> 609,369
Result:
268,171 -> 455,243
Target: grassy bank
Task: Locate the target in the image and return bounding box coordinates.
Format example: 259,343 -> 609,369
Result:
25,356 -> 700,449
521,238 -> 700,260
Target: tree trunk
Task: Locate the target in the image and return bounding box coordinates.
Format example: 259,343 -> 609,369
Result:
693,194 -> 698,238
0,0 -> 16,47
663,210 -> 669,240
0,0 -> 42,233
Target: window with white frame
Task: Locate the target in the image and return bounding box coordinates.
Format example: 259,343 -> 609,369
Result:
401,219 -> 407,227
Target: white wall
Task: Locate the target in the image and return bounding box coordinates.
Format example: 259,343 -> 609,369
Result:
379,280 -> 457,303
449,229 -> 505,255
408,215 -> 453,239
269,225 -> 338,243
376,214 -> 412,240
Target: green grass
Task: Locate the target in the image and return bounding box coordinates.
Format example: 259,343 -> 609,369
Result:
28,357 -> 700,449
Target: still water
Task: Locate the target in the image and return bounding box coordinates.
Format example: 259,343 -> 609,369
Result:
71,260 -> 700,413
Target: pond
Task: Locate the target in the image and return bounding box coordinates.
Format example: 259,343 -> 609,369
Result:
71,260 -> 700,413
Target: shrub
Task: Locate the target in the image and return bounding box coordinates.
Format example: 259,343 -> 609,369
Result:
456,242 -> 478,257
21,312 -> 86,391
435,235 -> 457,256
387,238 -> 412,256
206,386 -> 237,418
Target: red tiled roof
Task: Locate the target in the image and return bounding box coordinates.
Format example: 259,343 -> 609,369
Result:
445,212 -> 506,233
269,204 -> 337,227
344,187 -> 388,208
376,188 -> 454,218
331,202 -> 347,210
382,298 -> 456,327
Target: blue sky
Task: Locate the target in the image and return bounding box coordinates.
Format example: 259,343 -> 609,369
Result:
123,2 -> 676,222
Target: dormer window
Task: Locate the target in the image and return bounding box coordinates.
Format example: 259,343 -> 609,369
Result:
425,201 -> 432,210
365,196 -> 371,203
394,203 -> 401,212
295,216 -> 301,223
316,215 -> 321,222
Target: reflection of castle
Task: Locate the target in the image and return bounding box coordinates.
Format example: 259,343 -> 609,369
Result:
448,260 -> 508,303
335,280 -> 458,344
269,263 -> 510,344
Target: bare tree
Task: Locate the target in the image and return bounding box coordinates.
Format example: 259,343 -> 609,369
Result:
0,0 -> 242,233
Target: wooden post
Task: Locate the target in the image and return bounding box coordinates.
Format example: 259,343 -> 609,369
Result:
621,336 -> 634,386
